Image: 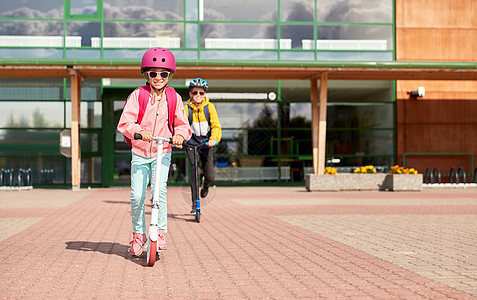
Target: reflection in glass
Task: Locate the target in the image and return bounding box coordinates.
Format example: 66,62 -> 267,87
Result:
0,129 -> 60,149
0,48 -> 63,59
66,49 -> 101,59
70,0 -> 97,15
316,51 -> 393,61
203,0 -> 277,21
66,157 -> 101,183
66,22 -> 101,47
185,0 -> 199,21
281,0 -> 314,21
0,21 -> 63,36
65,78 -> 101,101
0,102 -> 64,128
0,79 -> 63,100
186,23 -> 199,48
80,132 -> 99,152
214,103 -> 277,129
317,25 -> 393,50
281,24 -> 313,48
317,0 -> 392,23
104,0 -> 183,20
201,23 -> 277,43
0,0 -> 63,17
66,102 -> 102,128
200,50 -> 278,61
102,22 -> 183,48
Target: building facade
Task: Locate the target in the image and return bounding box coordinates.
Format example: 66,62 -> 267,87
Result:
0,0 -> 476,187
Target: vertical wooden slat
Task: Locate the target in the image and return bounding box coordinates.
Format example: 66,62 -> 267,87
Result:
310,76 -> 319,174
70,68 -> 81,190
318,72 -> 328,175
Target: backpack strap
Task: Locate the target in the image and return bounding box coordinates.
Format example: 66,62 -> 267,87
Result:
187,103 -> 210,126
137,85 -> 150,124
203,103 -> 211,126
164,86 -> 177,134
187,105 -> 193,125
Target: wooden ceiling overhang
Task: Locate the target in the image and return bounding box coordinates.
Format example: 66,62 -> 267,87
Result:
1,63 -> 477,81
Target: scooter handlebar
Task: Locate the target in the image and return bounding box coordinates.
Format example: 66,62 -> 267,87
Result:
182,140 -> 219,148
134,133 -> 172,143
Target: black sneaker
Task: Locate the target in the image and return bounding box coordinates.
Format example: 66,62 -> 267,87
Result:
200,186 -> 209,198
190,204 -> 197,213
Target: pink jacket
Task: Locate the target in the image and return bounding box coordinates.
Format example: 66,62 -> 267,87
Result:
117,87 -> 191,159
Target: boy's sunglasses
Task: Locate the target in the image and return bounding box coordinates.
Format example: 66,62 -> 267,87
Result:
145,71 -> 170,79
191,91 -> 205,96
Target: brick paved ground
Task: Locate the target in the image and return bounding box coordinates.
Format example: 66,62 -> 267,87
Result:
0,186 -> 476,299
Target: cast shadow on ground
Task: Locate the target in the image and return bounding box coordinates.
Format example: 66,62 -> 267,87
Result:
65,241 -> 154,266
167,213 -> 199,223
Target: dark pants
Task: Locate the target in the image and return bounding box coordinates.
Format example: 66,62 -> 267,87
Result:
185,146 -> 214,203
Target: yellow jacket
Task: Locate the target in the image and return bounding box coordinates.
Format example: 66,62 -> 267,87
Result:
185,97 -> 222,145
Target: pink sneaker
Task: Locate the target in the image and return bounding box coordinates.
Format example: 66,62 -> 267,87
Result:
157,230 -> 167,250
129,232 -> 146,256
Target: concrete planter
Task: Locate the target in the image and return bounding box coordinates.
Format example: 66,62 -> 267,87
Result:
306,173 -> 423,192
383,174 -> 423,191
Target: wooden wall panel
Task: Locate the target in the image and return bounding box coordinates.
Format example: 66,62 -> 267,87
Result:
396,81 -> 477,100
396,29 -> 477,61
396,0 -> 477,28
396,100 -> 477,177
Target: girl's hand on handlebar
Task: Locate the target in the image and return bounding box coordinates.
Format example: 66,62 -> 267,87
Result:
172,134 -> 184,149
139,130 -> 153,141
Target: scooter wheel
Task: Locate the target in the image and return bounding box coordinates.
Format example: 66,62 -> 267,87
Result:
147,240 -> 157,266
195,210 -> 201,223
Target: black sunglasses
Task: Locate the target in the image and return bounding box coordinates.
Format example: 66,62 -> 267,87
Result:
191,91 -> 205,96
145,70 -> 171,79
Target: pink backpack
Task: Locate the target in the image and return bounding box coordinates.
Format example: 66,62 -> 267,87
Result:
123,85 -> 177,146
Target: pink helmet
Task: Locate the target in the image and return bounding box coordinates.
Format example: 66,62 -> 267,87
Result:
141,48 -> 176,73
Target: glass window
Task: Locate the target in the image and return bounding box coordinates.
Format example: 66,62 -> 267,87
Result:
186,0 -> 199,21
0,21 -> 63,37
214,102 -> 277,129
66,102 -> 102,128
0,79 -> 64,101
317,51 -> 393,61
281,24 -> 314,49
0,48 -> 63,59
67,157 -> 102,183
200,50 -> 278,61
66,49 -> 101,59
0,0 -> 63,18
281,0 -> 314,22
186,23 -> 199,48
101,22 -> 183,48
66,22 -> 101,47
203,0 -> 277,21
317,0 -> 393,23
316,25 -> 393,50
201,23 -> 277,45
66,79 -> 101,101
0,129 -> 62,152
327,102 -> 393,129
70,0 -> 97,15
0,102 -> 64,128
104,0 -> 183,20
280,51 -> 315,61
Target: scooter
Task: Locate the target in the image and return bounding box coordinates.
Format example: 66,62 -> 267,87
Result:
183,140 -> 218,223
134,133 -> 170,266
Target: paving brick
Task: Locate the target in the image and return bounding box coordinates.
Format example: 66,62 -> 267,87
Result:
0,187 -> 476,299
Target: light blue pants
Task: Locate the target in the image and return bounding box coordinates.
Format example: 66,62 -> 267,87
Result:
130,152 -> 171,234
